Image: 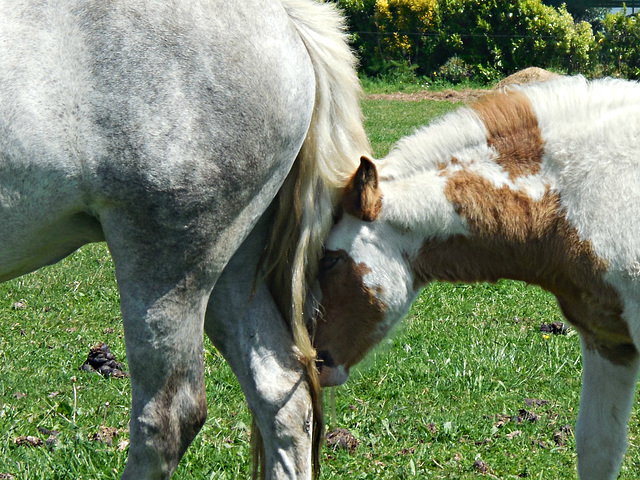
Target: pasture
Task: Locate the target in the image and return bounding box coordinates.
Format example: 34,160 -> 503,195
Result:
1,96 -> 639,479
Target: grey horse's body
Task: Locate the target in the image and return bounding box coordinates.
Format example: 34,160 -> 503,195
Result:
0,0 -> 369,478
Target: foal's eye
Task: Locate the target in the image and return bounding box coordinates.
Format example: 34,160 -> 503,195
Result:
321,252 -> 343,271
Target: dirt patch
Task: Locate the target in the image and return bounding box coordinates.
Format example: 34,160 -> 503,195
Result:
494,67 -> 561,89
366,88 -> 488,103
366,68 -> 561,103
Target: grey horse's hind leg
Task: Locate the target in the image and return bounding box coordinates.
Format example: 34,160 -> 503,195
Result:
205,214 -> 313,480
101,214 -> 216,479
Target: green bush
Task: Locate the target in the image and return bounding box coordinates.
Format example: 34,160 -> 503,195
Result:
333,0 -> 381,74
437,56 -> 474,82
335,0 -> 439,77
598,8 -> 640,79
434,0 -> 598,79
335,0 -> 640,83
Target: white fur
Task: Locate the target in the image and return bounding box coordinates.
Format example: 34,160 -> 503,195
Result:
576,343 -> 640,480
380,172 -> 468,239
523,77 -> 640,277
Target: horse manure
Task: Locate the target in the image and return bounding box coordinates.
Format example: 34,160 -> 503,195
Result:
553,425 -> 573,447
395,447 -> 416,455
540,321 -> 569,335
524,398 -> 549,407
515,408 -> 539,423
89,426 -> 124,446
80,343 -> 129,378
15,435 -> 44,447
473,459 -> 489,474
326,427 -> 359,454
37,427 -> 60,446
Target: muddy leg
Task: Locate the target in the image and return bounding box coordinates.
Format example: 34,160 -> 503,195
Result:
103,217 -> 216,479
118,283 -> 209,479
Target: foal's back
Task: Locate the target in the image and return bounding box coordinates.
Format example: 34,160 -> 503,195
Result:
521,77 -> 640,308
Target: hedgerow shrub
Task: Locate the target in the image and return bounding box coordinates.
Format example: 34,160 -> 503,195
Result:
335,0 -> 439,77
376,0 -> 438,59
335,0 -> 640,83
421,0 -> 597,79
515,0 -> 596,74
437,56 -> 473,82
334,0 -> 381,73
598,8 -> 640,79
335,0 -> 599,82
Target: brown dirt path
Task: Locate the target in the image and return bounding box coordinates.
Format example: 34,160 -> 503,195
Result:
365,67 -> 562,103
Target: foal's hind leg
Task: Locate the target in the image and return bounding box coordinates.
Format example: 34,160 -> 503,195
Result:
576,340 -> 640,480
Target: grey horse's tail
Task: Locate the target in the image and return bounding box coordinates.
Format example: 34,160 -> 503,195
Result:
260,0 -> 371,477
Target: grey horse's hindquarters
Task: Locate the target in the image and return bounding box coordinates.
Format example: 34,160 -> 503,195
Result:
0,1 -> 316,478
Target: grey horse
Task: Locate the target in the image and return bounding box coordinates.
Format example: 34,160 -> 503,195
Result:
0,0 -> 370,478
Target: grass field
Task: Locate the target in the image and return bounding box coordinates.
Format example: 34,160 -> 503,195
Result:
2,97 -> 639,479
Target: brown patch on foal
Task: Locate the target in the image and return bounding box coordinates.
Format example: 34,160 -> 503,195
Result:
413,170 -> 635,365
315,250 -> 386,368
472,90 -> 545,181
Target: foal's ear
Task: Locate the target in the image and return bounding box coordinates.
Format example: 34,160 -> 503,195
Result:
342,156 -> 383,222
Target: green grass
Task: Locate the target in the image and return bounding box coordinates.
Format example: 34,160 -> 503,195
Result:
362,99 -> 462,158
360,76 -> 492,96
2,98 -> 640,479
0,246 -> 253,479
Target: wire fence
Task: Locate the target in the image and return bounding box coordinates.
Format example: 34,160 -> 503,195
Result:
350,29 -> 638,40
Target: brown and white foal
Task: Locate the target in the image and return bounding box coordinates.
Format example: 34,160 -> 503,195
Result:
314,76 -> 640,480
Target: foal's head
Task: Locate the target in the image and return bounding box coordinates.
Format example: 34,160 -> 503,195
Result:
314,157 -> 419,387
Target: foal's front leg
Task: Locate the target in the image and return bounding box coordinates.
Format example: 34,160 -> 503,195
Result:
576,341 -> 640,480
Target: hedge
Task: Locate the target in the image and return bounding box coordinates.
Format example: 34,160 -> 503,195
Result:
332,0 -> 640,82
